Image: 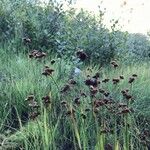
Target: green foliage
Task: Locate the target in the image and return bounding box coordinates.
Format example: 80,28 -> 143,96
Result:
0,0 -> 125,64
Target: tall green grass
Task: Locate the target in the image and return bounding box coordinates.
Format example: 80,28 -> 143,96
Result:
0,48 -> 150,149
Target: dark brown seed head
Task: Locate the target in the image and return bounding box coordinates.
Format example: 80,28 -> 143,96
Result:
102,78 -> 110,83
66,108 -> 75,116
81,113 -> 86,119
42,67 -> 54,76
118,108 -> 130,114
69,79 -> 77,85
80,92 -> 87,97
110,61 -> 119,68
112,78 -> 120,84
118,103 -> 127,108
99,88 -> 105,94
128,77 -> 135,84
120,75 -> 124,79
103,92 -> 110,97
85,78 -> 98,87
25,95 -> 35,101
74,97 -> 80,105
51,60 -> 55,64
28,101 -> 39,108
132,74 -> 138,77
85,108 -> 91,112
60,101 -> 67,105
23,37 -> 31,43
93,72 -> 100,79
93,108 -> 99,114
90,86 -> 98,95
42,96 -> 51,106
76,50 -> 88,61
61,84 -> 70,93
123,93 -> 132,100
29,112 -> 40,120
104,143 -> 113,150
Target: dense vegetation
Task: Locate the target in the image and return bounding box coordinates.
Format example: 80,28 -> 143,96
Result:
0,0 -> 150,149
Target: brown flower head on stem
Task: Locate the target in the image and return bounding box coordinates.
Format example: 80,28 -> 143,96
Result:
128,77 -> 135,84
102,78 -> 110,83
51,59 -> 56,65
90,86 -> 98,95
60,101 -> 67,106
81,113 -> 86,119
74,97 -> 80,105
110,61 -> 119,68
28,100 -> 39,108
103,92 -> 110,97
42,95 -> 51,107
112,78 -> 120,84
76,50 -> 88,61
61,84 -> 70,93
104,143 -> 113,150
118,107 -> 130,115
93,72 -> 100,79
85,78 -> 98,87
25,94 -> 35,101
132,74 -> 138,77
80,92 -> 87,97
69,79 -> 77,85
35,52 -> 46,58
23,37 -> 31,43
99,88 -> 105,94
66,108 -> 75,116
42,66 -> 54,76
29,111 -> 40,120
120,75 -> 124,79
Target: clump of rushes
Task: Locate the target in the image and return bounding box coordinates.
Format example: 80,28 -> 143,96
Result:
76,50 -> 88,61
42,95 -> 51,107
112,78 -> 120,84
29,50 -> 46,59
110,61 -> 119,68
42,66 -> 54,76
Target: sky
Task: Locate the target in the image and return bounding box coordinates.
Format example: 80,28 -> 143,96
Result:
41,0 -> 150,34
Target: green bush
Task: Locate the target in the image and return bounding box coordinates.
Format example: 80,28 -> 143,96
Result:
0,0 -> 126,64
